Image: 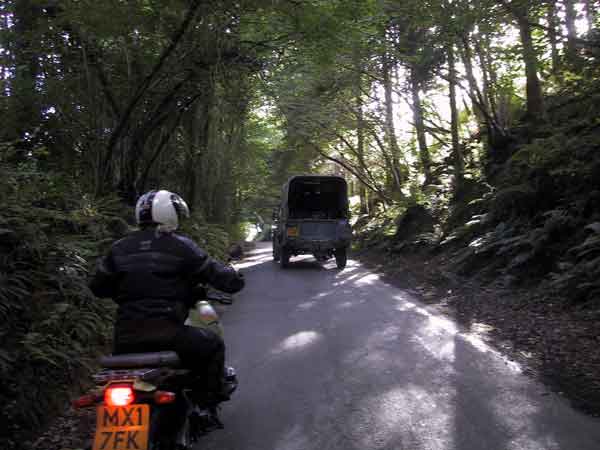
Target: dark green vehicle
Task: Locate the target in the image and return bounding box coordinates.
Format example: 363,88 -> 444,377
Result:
273,175 -> 352,269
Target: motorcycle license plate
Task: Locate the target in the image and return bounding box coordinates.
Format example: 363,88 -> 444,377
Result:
93,404 -> 150,450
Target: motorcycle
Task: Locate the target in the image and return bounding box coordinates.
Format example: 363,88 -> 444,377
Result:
73,291 -> 236,450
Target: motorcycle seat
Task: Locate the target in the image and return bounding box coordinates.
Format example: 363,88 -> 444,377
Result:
100,351 -> 182,369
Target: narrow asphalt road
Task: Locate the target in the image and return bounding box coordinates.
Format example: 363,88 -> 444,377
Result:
201,243 -> 600,450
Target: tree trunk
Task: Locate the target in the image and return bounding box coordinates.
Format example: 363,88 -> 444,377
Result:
474,34 -> 499,124
547,2 -> 561,76
121,140 -> 144,203
460,37 -> 487,121
191,90 -> 213,214
410,69 -> 432,186
183,104 -> 201,210
459,32 -> 511,163
353,50 -> 369,215
11,0 -> 41,141
447,43 -> 464,188
584,0 -> 597,30
356,92 -> 369,215
382,48 -> 404,196
564,0 -> 581,68
516,13 -> 545,120
501,1 -> 544,120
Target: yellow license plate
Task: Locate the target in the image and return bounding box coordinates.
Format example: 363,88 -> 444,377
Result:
93,404 -> 150,450
287,227 -> 299,237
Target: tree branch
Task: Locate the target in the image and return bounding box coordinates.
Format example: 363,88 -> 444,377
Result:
100,0 -> 204,191
308,142 -> 392,203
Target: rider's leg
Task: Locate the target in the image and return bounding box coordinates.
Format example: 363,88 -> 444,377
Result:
173,326 -> 228,406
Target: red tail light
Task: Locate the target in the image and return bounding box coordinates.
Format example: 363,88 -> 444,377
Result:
154,391 -> 176,404
72,394 -> 98,408
105,385 -> 135,407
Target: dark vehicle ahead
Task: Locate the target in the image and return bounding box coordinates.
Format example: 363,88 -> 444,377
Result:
273,175 -> 352,269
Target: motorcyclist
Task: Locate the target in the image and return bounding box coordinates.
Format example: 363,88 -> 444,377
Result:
89,189 -> 244,416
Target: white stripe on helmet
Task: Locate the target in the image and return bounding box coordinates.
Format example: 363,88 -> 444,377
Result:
152,190 -> 179,231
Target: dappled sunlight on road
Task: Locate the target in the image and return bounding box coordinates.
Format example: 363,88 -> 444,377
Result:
332,272 -> 363,286
203,242 -> 600,450
336,303 -> 564,450
273,424 -> 310,450
391,295 -> 522,374
506,432 -> 559,450
335,259 -> 360,271
336,300 -> 367,309
235,251 -> 272,270
342,325 -> 403,371
488,389 -> 543,441
395,301 -> 416,312
238,254 -> 270,263
354,384 -> 454,450
412,334 -> 456,363
423,312 -> 459,336
335,288 -> 570,449
297,301 -> 318,311
247,246 -> 273,255
272,330 -> 322,355
353,273 -> 380,286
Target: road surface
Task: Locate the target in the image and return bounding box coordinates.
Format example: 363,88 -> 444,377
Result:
201,243 -> 600,450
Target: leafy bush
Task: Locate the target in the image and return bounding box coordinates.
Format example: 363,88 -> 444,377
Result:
489,184 -> 537,221
0,162 -> 235,448
180,215 -> 231,262
352,205 -> 405,250
0,166 -> 127,449
549,223 -> 600,306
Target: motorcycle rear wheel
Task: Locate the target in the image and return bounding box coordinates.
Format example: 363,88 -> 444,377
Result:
149,401 -> 193,450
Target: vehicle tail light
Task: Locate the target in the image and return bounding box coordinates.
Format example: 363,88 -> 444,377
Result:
72,394 -> 98,408
105,385 -> 135,407
154,391 -> 176,404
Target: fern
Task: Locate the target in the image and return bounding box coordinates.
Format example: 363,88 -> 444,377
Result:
0,166 -> 233,448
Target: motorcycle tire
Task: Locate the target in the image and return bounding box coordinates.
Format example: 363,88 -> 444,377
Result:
149,401 -> 192,450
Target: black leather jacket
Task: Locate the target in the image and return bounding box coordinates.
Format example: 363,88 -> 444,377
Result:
89,228 -> 244,347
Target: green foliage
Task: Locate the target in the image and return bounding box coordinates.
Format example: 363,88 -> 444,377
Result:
180,215 -> 231,262
489,184 -> 537,221
0,157 -> 235,448
549,224 -> 600,306
2,1 -> 600,442
352,204 -> 406,250
226,222 -> 251,245
0,166 -> 124,449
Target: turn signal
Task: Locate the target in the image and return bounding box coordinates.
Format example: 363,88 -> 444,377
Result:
154,391 -> 176,404
105,385 -> 135,407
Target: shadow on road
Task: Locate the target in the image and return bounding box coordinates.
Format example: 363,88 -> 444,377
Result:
204,243 -> 600,450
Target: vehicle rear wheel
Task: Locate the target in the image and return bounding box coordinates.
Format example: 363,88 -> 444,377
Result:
335,248 -> 347,269
280,247 -> 290,268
